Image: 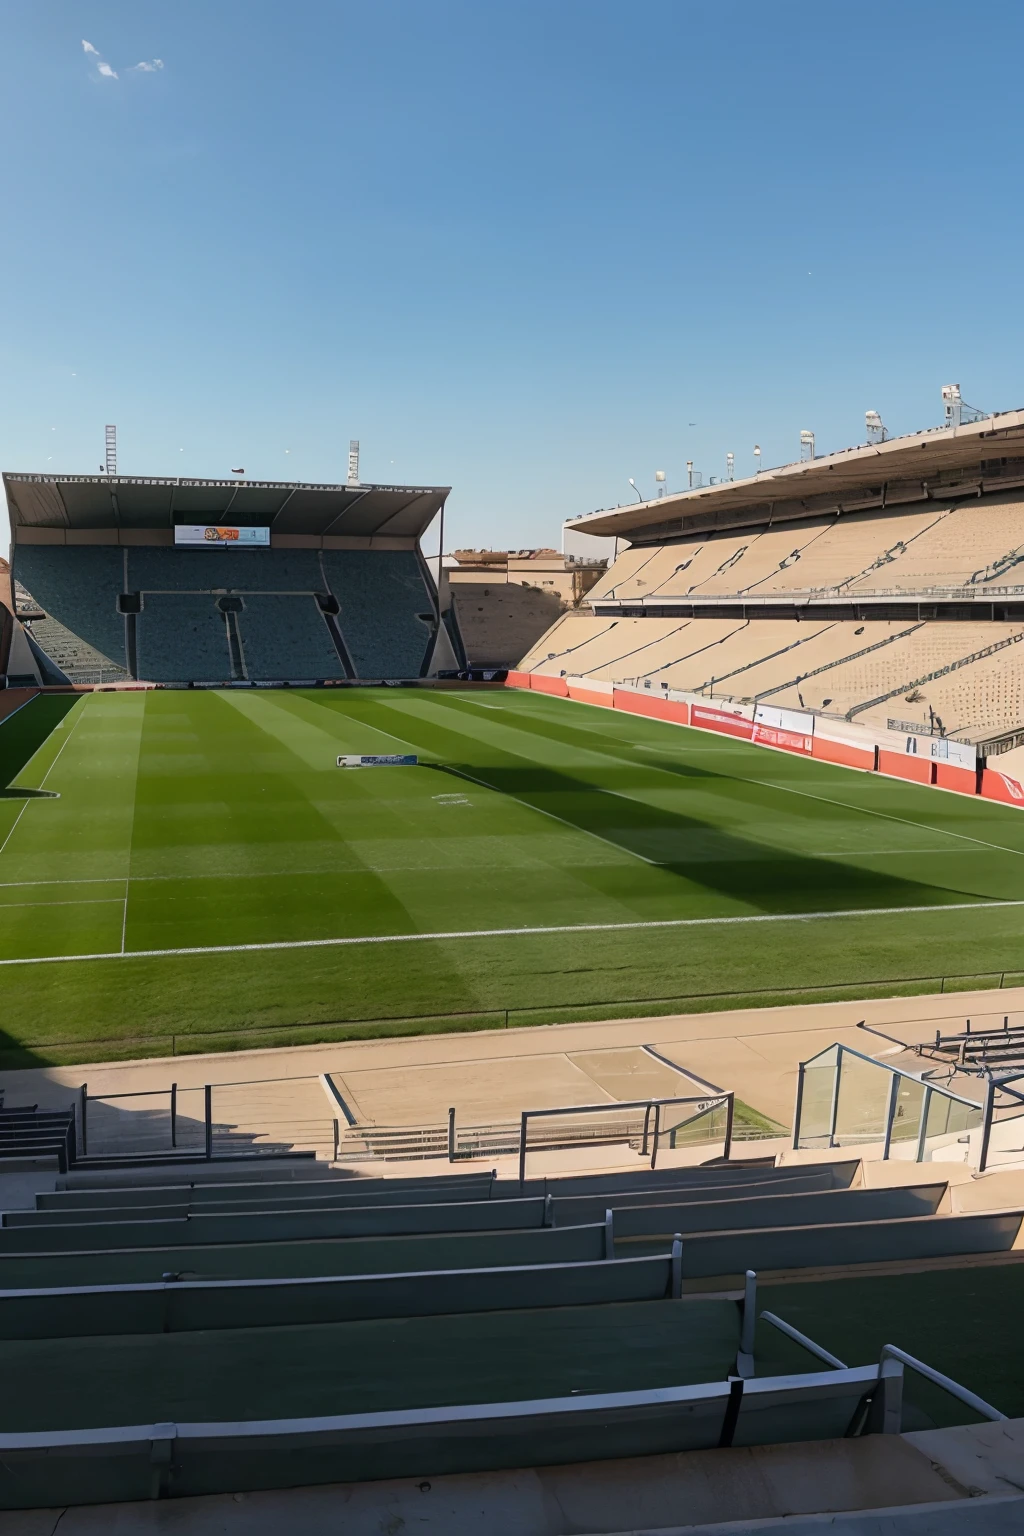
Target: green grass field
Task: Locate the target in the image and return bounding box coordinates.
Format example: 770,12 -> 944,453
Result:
3,685 -> 1024,1069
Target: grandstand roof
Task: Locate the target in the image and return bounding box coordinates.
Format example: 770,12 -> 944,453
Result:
2,473 -> 449,540
568,407 -> 1024,542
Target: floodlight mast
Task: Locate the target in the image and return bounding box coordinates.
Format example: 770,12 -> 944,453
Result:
942,384 -> 988,428
799,430 -> 815,463
347,440 -> 361,485
726,452 -> 735,482
655,470 -> 667,498
104,425 -> 117,477
865,410 -> 887,445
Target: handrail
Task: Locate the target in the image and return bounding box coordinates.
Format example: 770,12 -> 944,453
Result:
759,1310 -> 847,1370
879,1345 -> 1006,1422
517,1092 -> 732,1185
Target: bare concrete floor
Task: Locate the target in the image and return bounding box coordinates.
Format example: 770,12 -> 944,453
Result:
4,985 -> 1018,1134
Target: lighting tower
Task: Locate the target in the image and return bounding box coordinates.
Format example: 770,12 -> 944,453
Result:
726,452 -> 735,481
865,410 -> 887,445
655,470 -> 667,498
347,440 -> 360,485
800,430 -> 815,463
942,385 -> 988,429
105,425 -> 117,476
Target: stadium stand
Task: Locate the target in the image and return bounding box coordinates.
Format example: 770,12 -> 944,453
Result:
520,409 -> 1024,775
1,474 -> 463,684
0,1142 -> 1016,1511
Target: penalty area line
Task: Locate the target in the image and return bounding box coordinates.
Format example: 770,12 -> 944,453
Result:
0,897 -> 1022,967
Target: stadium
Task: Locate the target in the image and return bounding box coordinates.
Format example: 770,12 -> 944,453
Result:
2,406 -> 1024,1529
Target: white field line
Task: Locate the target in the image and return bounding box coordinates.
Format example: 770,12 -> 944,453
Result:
0,899 -> 125,910
0,699 -> 89,859
0,897 -> 1022,968
120,876 -> 129,955
0,842 -> 981,893
335,707 -> 660,867
456,693 -> 1024,866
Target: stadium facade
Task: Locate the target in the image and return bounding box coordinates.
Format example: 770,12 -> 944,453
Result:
0,472 -> 467,686
513,406 -> 1024,800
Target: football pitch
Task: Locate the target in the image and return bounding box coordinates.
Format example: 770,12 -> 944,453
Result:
3,685 -> 1024,1069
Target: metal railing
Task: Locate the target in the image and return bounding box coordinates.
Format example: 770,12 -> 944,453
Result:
78,1078 -> 339,1163
517,1092 -> 734,1185
759,1315 -> 1006,1424
791,1043 -> 983,1164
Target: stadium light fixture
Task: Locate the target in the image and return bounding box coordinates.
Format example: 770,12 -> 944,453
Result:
800,430 -> 815,463
865,410 -> 887,445
627,478 -> 644,502
726,452 -> 735,481
655,470 -> 667,498
753,444 -> 762,473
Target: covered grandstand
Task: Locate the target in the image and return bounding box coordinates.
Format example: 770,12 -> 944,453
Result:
518,407 -> 1024,781
1,473 -> 466,685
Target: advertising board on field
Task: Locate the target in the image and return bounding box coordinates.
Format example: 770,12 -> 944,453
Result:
690,705 -> 754,740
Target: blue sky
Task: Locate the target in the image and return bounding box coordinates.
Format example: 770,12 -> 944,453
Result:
2,1 -> 1023,555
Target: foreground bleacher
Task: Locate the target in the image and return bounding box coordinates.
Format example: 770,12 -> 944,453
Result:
0,1152 -> 1013,1510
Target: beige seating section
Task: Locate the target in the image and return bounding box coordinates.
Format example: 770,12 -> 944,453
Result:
766,624 -> 1022,717
585,545 -> 680,602
688,521 -> 837,597
711,621 -> 907,702
847,494 -> 1024,592
763,508 -> 947,594
855,637 -> 1024,739
519,613 -> 612,673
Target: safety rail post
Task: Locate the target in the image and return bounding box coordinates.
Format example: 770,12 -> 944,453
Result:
978,1076 -> 997,1172
915,1086 -> 932,1164
827,1047 -> 842,1149
448,1106 -> 456,1163
641,1101 -> 654,1157
170,1083 -> 177,1149
650,1102 -> 662,1169
204,1085 -> 212,1161
79,1084 -> 87,1157
518,1110 -> 529,1187
791,1063 -> 804,1150
736,1270 -> 757,1378
332,1118 -> 340,1162
881,1071 -> 899,1161
604,1209 -> 615,1260
670,1234 -> 683,1298
723,1092 -> 735,1162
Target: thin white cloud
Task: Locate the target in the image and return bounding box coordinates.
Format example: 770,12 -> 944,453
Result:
97,62 -> 118,79
81,40 -> 99,55
129,59 -> 164,73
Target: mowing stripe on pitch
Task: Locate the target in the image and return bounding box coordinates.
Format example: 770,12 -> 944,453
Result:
0,897 -> 1022,967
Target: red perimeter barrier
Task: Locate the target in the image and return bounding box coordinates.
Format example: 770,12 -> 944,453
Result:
812,735 -> 875,771
934,762 -> 977,795
528,674 -> 569,697
877,748 -> 932,785
567,683 -> 615,707
504,670 -> 532,689
980,767 -> 1024,805
690,704 -> 754,741
613,689 -> 689,724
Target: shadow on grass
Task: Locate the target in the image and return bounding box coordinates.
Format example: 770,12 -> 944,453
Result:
427,760 -> 989,915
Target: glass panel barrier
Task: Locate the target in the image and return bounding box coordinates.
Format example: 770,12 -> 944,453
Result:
888,1077 -> 927,1159
833,1051 -> 892,1146
796,1046 -> 839,1147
